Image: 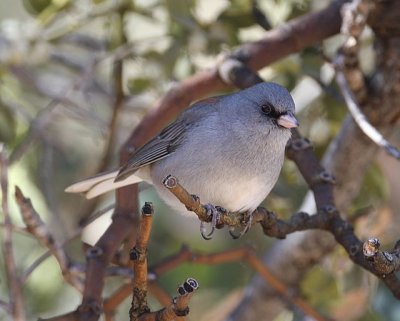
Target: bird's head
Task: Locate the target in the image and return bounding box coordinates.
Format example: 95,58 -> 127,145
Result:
242,82 -> 298,130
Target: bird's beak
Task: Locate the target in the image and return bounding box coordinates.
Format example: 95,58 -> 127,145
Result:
277,112 -> 299,129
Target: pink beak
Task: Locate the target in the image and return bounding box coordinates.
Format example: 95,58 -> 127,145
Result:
277,113 -> 299,129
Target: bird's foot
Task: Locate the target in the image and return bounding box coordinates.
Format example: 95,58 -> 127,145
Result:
200,204 -> 225,240
229,211 -> 253,239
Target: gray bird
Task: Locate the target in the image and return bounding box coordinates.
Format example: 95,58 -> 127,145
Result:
66,82 -> 298,225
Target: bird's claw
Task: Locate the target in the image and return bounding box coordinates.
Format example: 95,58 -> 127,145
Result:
199,204 -> 222,240
200,221 -> 213,240
229,211 -> 253,239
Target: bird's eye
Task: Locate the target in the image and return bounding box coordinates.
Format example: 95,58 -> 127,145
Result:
261,103 -> 274,115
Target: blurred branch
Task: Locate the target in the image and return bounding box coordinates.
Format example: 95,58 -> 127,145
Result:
8,39 -> 136,165
154,246 -> 327,321
97,7 -> 127,173
40,1 -> 131,42
14,186 -> 84,292
334,0 -> 400,160
104,245 -> 328,320
104,281 -> 172,320
8,93 -> 62,164
120,0 -> 349,153
44,0 -> 380,319
226,5 -> 400,312
0,147 -> 26,321
219,57 -> 400,298
58,33 -> 107,51
337,0 -> 370,101
15,203 -> 113,286
251,0 -> 272,31
75,7 -> 132,247
0,300 -> 11,313
336,67 -> 400,159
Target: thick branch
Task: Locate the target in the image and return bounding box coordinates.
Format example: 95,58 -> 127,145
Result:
121,0 -> 349,153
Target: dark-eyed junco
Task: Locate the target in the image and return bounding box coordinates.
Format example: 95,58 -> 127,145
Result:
66,82 -> 298,217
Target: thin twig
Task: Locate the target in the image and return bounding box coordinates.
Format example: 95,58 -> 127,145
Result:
129,203 -> 153,320
251,0 -> 272,31
0,300 -> 11,313
152,247 -> 328,321
0,146 -> 26,321
20,203 -> 113,284
15,186 -> 84,292
96,8 -> 127,173
0,222 -> 28,235
143,279 -> 199,321
104,281 -> 170,317
335,67 -> 400,160
245,253 -> 329,321
41,1 -> 130,42
334,0 -> 400,160
8,40 -> 136,165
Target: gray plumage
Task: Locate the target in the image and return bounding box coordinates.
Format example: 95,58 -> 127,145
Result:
66,82 -> 298,215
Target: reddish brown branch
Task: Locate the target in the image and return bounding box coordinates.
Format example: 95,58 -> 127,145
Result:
137,278 -> 199,321
66,1 -> 355,319
121,0 -> 349,153
74,212 -> 137,321
161,57 -> 400,298
128,203 -> 198,321
255,78 -> 400,297
245,253 -> 329,321
129,203 -> 153,321
104,283 -> 131,318
103,244 -> 327,320
104,281 -> 181,320
147,282 -> 172,307
152,247 -> 328,321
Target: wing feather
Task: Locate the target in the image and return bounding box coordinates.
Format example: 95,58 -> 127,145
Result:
115,96 -> 221,182
115,121 -> 187,181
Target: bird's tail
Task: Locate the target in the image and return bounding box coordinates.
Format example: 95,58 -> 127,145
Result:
65,169 -> 143,199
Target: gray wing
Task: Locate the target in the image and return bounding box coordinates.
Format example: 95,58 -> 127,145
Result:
115,120 -> 188,181
115,96 -> 222,182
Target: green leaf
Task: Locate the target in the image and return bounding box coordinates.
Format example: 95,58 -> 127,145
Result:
127,77 -> 153,94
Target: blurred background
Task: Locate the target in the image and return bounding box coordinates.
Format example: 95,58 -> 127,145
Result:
0,0 -> 399,320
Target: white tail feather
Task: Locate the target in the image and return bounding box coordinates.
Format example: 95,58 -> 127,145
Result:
65,170 -> 143,199
85,174 -> 142,199
65,170 -> 119,193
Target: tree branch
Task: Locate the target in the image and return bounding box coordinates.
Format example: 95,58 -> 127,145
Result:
335,0 -> 400,160
14,186 -> 84,292
0,147 -> 26,321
